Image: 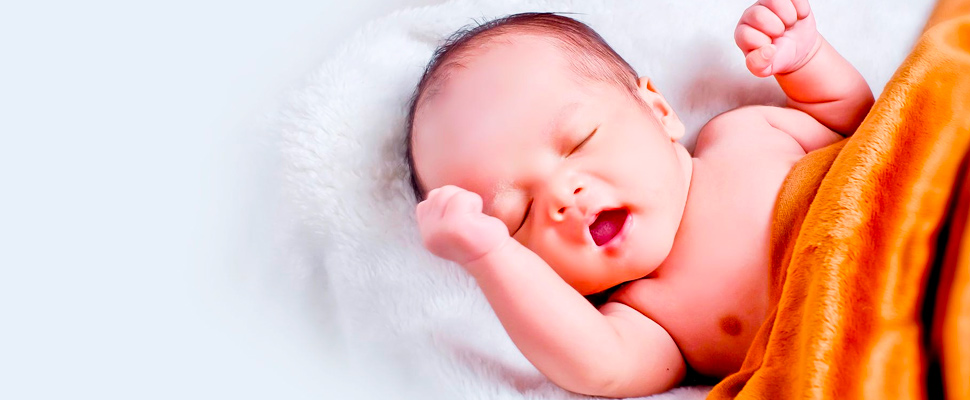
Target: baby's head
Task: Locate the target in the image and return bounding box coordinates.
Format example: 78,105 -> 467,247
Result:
406,13 -> 693,295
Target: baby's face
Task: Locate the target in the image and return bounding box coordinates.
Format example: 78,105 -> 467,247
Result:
413,35 -> 692,295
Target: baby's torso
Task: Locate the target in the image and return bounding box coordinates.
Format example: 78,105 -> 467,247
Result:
609,107 -> 808,377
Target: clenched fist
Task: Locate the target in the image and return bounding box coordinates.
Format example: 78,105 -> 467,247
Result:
735,0 -> 822,77
416,185 -> 512,266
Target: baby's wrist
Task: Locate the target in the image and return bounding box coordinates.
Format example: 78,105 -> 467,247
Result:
463,236 -> 519,277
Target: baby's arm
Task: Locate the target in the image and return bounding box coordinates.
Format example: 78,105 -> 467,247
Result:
735,0 -> 874,135
416,186 -> 685,398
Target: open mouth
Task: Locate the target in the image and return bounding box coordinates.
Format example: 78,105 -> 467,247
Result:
589,208 -> 629,246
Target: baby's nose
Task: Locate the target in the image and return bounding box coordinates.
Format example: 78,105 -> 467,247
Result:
549,186 -> 584,222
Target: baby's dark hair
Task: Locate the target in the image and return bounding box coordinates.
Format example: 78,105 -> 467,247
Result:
404,12 -> 639,201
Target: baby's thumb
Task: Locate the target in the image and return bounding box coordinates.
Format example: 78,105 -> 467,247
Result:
745,44 -> 775,77
769,36 -> 799,74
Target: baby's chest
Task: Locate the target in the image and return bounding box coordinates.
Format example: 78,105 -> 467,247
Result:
610,149 -> 802,375
611,231 -> 773,376
689,134 -> 804,266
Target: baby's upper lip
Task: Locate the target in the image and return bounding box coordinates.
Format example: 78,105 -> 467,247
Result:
579,209 -> 602,245
585,206 -> 615,226
585,211 -> 596,227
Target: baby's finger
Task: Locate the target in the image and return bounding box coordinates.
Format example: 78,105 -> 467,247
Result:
735,23 -> 771,53
758,0 -> 797,27
425,186 -> 440,197
745,44 -> 775,77
443,190 -> 483,219
740,5 -> 786,37
429,185 -> 465,217
416,187 -> 440,219
416,198 -> 429,219
791,0 -> 811,19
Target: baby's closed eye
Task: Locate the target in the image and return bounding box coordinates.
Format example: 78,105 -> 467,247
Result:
512,199 -> 533,235
565,127 -> 598,157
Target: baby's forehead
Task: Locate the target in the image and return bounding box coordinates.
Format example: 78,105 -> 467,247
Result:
464,29 -> 573,58
422,32 -> 576,102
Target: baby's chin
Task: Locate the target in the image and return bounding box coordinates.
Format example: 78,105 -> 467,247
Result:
570,267 -> 650,297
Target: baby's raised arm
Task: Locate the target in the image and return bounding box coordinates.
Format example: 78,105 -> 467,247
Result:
735,0 -> 874,135
416,186 -> 685,397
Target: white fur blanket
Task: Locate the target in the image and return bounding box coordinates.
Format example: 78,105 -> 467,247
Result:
275,0 -> 933,398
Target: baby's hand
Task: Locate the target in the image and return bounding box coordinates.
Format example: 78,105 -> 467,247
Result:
416,185 -> 511,266
735,0 -> 822,77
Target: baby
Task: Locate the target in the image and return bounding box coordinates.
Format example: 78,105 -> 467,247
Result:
406,0 -> 873,397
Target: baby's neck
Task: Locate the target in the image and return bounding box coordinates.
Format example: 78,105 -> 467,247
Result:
674,144 -> 696,226
650,151 -> 699,278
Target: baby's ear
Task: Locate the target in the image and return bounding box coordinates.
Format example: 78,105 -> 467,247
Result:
636,77 -> 685,142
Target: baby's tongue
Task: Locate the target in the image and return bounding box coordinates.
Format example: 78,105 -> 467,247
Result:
589,209 -> 628,246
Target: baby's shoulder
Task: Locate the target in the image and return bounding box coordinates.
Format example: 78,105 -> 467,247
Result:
694,106 -> 806,159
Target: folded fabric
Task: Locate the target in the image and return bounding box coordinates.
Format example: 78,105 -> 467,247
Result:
707,1 -> 970,399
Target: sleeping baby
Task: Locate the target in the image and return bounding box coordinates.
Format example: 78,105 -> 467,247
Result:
405,0 -> 874,397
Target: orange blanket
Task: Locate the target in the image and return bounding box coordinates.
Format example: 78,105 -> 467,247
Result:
707,1 -> 970,399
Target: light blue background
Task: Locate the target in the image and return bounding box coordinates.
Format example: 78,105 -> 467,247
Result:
0,1 -> 442,398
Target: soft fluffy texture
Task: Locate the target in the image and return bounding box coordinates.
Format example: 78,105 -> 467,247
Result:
275,0 -> 934,398
708,2 -> 970,398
